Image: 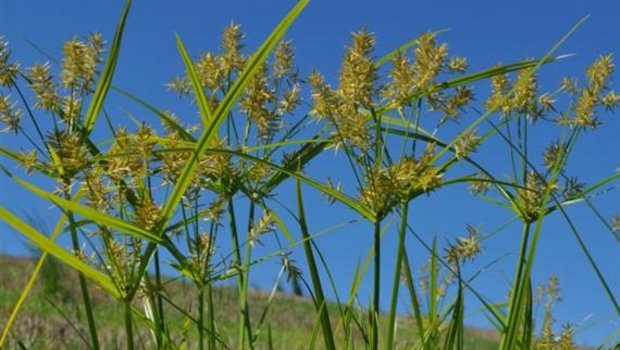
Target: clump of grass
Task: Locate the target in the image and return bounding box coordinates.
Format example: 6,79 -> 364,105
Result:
1,1 -> 619,349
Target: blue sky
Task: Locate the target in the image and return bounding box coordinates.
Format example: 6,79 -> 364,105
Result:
1,0 -> 619,346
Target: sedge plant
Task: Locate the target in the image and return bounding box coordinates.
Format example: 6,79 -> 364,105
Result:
1,1 -> 619,349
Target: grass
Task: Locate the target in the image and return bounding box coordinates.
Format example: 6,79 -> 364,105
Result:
0,254 -> 504,350
0,0 -> 619,349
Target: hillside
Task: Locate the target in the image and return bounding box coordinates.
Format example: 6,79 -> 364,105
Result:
0,254 -> 505,349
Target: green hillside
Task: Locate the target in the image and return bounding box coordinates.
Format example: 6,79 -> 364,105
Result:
0,255 -> 502,349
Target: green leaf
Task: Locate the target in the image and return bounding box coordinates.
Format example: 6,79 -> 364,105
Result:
1,167 -> 164,244
175,34 -> 214,127
0,210 -> 70,347
0,207 -> 119,298
443,268 -> 464,350
82,0 -> 132,136
296,179 -> 336,350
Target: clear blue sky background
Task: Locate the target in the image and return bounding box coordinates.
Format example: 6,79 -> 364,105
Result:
1,0 -> 619,346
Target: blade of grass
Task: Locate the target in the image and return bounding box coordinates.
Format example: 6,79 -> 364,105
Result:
0,207 -> 119,297
1,167 -> 164,244
443,265 -> 464,350
296,178 -> 336,350
386,202 -> 409,350
0,210 -> 68,346
175,35 -> 214,127
401,249 -> 428,350
82,0 -> 132,136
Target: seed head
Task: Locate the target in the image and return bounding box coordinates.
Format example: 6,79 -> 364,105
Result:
385,51 -> 416,106
322,177 -> 343,205
308,70 -> 338,119
447,55 -> 468,73
601,90 -> 620,111
240,63 -> 279,139
413,32 -> 448,90
542,140 -> 566,170
134,196 -> 162,231
190,232 -> 215,277
28,62 -> 61,112
249,211 -> 275,246
220,22 -> 245,74
0,37 -> 20,87
445,225 -> 482,264
586,54 -> 614,93
17,150 -> 38,174
537,92 -> 556,113
569,55 -> 617,129
46,129 -> 88,178
469,173 -> 491,196
280,252 -> 302,283
338,28 -> 377,107
511,67 -> 542,120
203,198 -> 225,224
135,123 -> 157,157
574,88 -> 600,128
246,156 -> 273,184
196,52 -> 224,90
104,127 -> 142,181
485,68 -> 512,114
61,34 -> 103,92
83,170 -> 111,213
360,144 -> 442,216
561,176 -> 584,199
273,40 -> 295,79
516,170 -> 546,222
454,128 -> 480,159
166,75 -> 191,96
61,94 -> 82,126
0,94 -> 22,133
278,82 -> 300,114
310,66 -> 373,150
560,76 -> 579,95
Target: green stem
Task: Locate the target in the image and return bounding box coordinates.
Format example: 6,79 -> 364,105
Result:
372,218 -> 382,350
124,299 -> 134,350
296,180 -> 336,350
402,249 -> 429,350
241,200 -> 256,349
64,184 -> 100,350
198,286 -> 205,350
154,249 -> 165,347
227,198 -> 252,350
207,284 -> 216,350
386,202 -> 409,350
499,221 -> 531,349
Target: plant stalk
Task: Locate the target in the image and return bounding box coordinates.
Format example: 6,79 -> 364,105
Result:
63,184 -> 100,350
387,202 -> 409,350
124,299 -> 134,350
296,180 -> 336,350
372,218 -> 382,350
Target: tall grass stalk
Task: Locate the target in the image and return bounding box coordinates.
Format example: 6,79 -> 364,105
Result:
386,202 -> 409,350
296,179 -> 336,350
